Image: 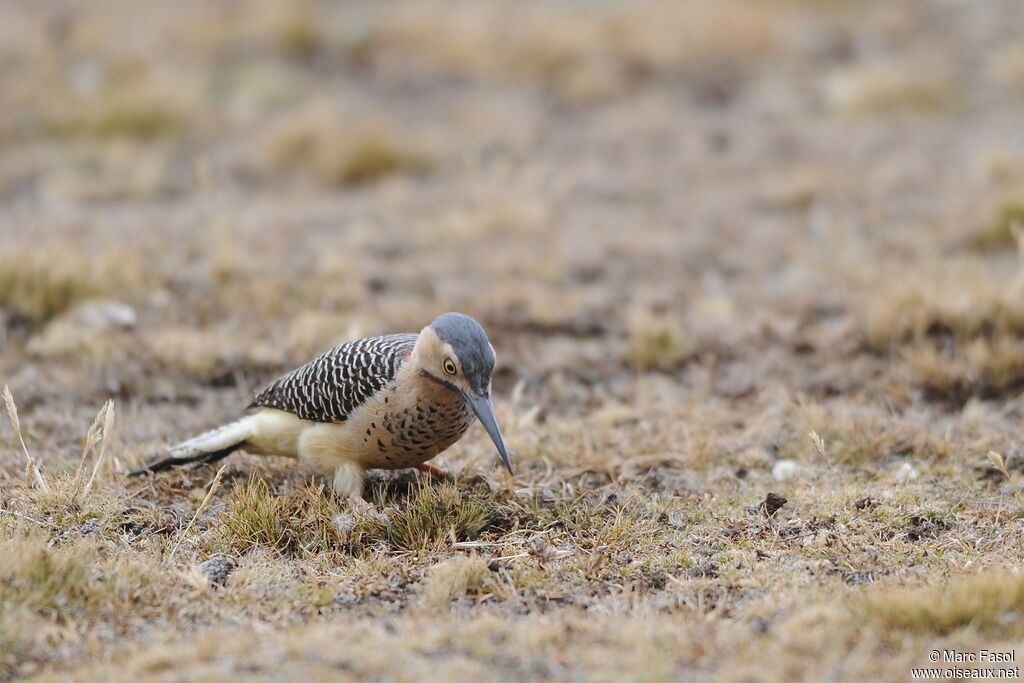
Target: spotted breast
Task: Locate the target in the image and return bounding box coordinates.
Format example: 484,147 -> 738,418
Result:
345,371 -> 476,469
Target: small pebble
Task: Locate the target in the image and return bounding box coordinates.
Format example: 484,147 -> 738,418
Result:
198,554 -> 236,587
772,459 -> 801,481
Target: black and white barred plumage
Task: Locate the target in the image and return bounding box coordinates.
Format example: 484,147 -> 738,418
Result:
249,333 -> 419,422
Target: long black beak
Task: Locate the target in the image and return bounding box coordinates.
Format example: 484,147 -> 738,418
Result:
466,393 -> 513,475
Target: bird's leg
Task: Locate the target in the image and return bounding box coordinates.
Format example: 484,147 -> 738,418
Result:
332,461 -> 390,540
333,460 -> 367,500
332,461 -> 395,542
415,463 -> 450,479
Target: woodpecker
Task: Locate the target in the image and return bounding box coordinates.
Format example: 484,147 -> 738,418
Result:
130,312 -> 512,497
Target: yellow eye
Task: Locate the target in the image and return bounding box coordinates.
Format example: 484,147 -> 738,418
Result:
443,358 -> 457,376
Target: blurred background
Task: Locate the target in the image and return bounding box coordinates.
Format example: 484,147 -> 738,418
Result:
2,0 -> 1024,466
6,5 -> 1024,677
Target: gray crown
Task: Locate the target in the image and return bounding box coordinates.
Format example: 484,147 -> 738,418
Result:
430,312 -> 495,395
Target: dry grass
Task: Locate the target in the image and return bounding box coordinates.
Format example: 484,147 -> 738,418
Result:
420,555 -> 489,610
0,249 -> 142,326
858,239 -> 1024,404
860,571 -> 1024,638
990,43 -> 1024,92
624,311 -> 696,372
825,61 -> 955,115
263,106 -> 434,187
46,88 -> 192,143
973,202 -> 1024,251
903,337 -> 1024,403
2,0 -> 1024,679
353,479 -> 498,553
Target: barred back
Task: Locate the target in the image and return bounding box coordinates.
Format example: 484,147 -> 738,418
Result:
249,333 -> 418,422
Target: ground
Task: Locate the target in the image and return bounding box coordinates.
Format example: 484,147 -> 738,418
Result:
2,0 -> 1024,680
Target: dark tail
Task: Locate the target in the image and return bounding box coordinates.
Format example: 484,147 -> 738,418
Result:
127,444 -> 241,476
127,415 -> 256,476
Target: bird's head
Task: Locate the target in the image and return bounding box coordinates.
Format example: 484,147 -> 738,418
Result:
412,312 -> 512,475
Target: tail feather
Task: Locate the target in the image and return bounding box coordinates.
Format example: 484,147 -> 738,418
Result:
128,415 -> 256,476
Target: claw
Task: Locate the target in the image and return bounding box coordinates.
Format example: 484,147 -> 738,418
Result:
344,498 -> 394,545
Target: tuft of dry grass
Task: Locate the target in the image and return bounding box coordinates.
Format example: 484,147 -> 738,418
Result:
420,555 -> 489,610
0,531 -> 170,677
859,571 -> 1024,638
0,539 -> 99,617
220,473 -> 295,553
219,475 -> 351,556
270,5 -> 326,63
972,202 -> 1024,251
825,61 -> 955,115
45,79 -> 194,142
859,254 -> 1024,348
264,108 -> 434,187
903,337 -> 1024,403
794,399 -> 942,465
3,385 -> 48,491
623,311 -> 695,372
353,480 -> 497,553
75,399 -> 115,502
0,249 -> 140,326
856,239 -> 1024,404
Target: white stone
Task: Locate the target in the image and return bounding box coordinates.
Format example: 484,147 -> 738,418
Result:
772,459 -> 801,481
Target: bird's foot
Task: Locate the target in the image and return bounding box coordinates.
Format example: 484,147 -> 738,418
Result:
346,496 -> 378,518
415,463 -> 450,480
332,496 -> 394,545
461,472 -> 493,490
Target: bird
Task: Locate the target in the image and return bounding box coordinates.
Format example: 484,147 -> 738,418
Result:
129,312 -> 512,498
